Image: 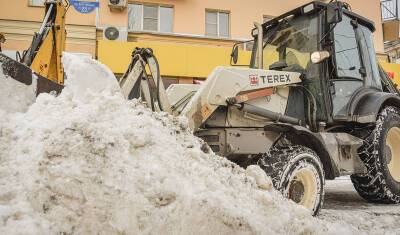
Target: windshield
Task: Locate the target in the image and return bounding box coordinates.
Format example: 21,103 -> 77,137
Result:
252,14 -> 319,71
251,13 -> 327,121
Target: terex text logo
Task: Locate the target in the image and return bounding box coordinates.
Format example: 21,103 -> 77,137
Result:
260,74 -> 291,84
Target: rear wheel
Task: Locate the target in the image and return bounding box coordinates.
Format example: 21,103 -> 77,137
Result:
351,106 -> 400,203
257,145 -> 324,215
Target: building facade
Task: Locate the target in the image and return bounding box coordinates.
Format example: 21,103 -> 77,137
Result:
381,0 -> 400,62
0,0 -> 385,84
0,0 -> 97,56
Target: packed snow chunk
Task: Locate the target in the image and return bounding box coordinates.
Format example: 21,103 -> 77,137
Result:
0,54 -> 351,234
246,165 -> 273,190
62,52 -> 121,101
0,65 -> 36,113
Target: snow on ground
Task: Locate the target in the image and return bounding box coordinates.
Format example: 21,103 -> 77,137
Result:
0,53 -> 398,234
321,177 -> 400,234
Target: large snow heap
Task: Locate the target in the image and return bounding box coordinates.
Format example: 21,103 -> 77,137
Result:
0,53 -> 349,234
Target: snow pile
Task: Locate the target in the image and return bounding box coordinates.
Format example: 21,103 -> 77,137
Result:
62,53 -> 121,100
0,53 -> 351,234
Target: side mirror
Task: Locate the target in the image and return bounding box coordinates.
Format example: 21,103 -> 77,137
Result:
231,44 -> 239,64
326,2 -> 343,25
311,51 -> 330,64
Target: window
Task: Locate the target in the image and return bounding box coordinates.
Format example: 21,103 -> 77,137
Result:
334,15 -> 362,79
205,10 -> 229,38
360,25 -> 381,89
332,15 -> 364,117
128,4 -> 173,33
143,5 -> 158,31
29,0 -> 45,6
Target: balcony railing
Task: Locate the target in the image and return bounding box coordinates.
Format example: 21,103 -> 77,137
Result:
382,0 -> 398,21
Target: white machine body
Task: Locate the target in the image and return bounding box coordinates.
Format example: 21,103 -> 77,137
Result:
168,66 -> 302,130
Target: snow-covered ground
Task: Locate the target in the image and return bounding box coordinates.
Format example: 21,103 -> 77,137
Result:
321,177 -> 400,234
0,53 -> 399,234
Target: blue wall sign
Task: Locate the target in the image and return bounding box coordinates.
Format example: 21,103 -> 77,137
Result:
70,0 -> 99,14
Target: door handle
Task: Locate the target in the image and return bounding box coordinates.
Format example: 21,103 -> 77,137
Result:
330,82 -> 336,95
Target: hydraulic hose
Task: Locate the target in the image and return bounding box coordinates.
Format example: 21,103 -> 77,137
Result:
121,47 -> 166,113
144,48 -> 164,112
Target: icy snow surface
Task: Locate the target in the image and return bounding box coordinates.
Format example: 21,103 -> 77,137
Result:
0,53 -> 398,234
322,177 -> 400,234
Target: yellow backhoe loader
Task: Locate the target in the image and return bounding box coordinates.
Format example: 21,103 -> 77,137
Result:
0,0 -> 68,95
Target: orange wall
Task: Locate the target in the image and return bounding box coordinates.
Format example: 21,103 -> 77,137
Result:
0,0 -> 96,25
3,38 -> 95,55
98,0 -> 384,52
0,0 -> 385,53
348,0 -> 384,52
0,0 -> 97,55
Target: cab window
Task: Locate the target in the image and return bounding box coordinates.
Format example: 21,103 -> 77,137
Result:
333,15 -> 362,80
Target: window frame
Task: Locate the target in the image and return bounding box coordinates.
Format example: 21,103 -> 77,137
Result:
358,24 -> 382,89
28,0 -> 45,7
128,3 -> 174,33
205,9 -> 230,38
143,5 -> 159,31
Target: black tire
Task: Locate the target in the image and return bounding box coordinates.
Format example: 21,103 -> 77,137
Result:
257,145 -> 325,215
351,106 -> 400,203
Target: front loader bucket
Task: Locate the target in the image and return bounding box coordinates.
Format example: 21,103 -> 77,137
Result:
0,53 -> 33,86
0,53 -> 64,112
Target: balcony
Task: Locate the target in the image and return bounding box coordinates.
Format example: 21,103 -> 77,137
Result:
382,0 -> 398,20
382,0 -> 400,41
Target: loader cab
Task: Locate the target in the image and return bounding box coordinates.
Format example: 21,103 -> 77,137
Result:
249,1 -> 383,128
326,7 -> 382,122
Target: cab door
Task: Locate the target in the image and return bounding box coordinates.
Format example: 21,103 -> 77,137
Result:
330,15 -> 383,121
330,15 -> 365,121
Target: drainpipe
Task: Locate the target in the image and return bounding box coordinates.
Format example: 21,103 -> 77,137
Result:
96,0 -> 100,28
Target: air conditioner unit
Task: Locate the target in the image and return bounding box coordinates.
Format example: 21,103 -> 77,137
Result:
108,0 -> 127,10
103,26 -> 128,41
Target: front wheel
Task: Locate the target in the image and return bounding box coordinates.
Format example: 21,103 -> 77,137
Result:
257,145 -> 325,215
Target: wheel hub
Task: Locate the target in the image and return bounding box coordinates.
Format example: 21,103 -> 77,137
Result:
286,167 -> 318,211
289,179 -> 305,203
386,127 -> 400,182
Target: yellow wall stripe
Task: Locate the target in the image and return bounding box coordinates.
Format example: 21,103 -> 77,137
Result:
98,40 -> 252,77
